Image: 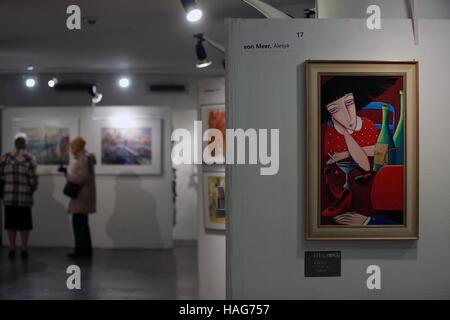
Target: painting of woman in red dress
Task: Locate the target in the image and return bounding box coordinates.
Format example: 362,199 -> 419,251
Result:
320,75 -> 405,226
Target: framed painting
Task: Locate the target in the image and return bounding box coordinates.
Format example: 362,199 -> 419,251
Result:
201,104 -> 225,164
11,118 -> 79,175
203,170 -> 226,231
92,117 -> 162,175
305,61 -> 418,240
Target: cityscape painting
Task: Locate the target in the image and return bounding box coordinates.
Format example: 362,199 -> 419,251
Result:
21,127 -> 70,165
101,127 -> 152,165
93,116 -> 162,175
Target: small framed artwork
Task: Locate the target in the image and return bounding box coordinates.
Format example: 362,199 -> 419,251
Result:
305,60 -> 419,240
11,118 -> 79,175
92,117 -> 162,175
203,170 -> 226,231
201,104 -> 225,164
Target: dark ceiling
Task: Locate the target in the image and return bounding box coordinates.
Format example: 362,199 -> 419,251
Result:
0,0 -> 314,75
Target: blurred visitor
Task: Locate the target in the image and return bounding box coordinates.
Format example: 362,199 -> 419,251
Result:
0,133 -> 39,260
64,137 -> 97,259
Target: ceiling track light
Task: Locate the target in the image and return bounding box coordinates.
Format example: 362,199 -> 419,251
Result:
194,33 -> 212,69
304,8 -> 316,19
48,77 -> 58,88
47,80 -> 103,104
25,77 -> 36,88
118,77 -> 130,88
89,84 -> 103,105
180,0 -> 203,23
193,33 -> 226,69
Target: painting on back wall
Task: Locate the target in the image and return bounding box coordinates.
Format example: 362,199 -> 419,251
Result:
92,117 -> 162,175
306,61 -> 419,240
101,127 -> 152,165
201,104 -> 225,164
203,171 -> 226,231
21,127 -> 70,165
11,117 -> 79,175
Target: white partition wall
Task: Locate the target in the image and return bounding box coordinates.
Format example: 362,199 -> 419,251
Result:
172,109 -> 198,241
226,18 -> 450,299
198,78 -> 226,299
2,106 -> 174,249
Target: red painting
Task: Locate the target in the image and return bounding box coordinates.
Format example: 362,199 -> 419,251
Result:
206,108 -> 226,158
320,75 -> 405,226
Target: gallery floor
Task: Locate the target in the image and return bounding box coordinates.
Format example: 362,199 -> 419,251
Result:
0,241 -> 198,299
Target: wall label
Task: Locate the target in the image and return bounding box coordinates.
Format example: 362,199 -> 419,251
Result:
242,42 -> 292,52
305,251 -> 341,277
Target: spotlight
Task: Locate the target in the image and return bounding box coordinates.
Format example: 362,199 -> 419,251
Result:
118,77 -> 130,88
180,0 -> 203,23
25,78 -> 36,88
48,78 -> 58,88
26,65 -> 34,71
89,84 -> 103,105
187,8 -> 202,22
196,60 -> 212,69
194,34 -> 211,69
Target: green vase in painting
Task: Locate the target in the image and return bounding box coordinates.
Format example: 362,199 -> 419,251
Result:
393,90 -> 405,165
373,103 -> 396,172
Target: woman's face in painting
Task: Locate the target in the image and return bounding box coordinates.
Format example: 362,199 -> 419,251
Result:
326,93 -> 357,130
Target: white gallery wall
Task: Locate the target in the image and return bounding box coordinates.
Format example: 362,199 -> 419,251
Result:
0,74 -> 217,245
197,78 -> 226,299
226,18 -> 450,299
2,106 -> 174,249
172,109 -> 198,240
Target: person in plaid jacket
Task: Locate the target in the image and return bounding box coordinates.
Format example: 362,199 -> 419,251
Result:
0,133 -> 38,260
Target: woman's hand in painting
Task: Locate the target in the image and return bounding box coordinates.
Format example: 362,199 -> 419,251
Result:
326,151 -> 350,165
363,145 -> 375,157
332,118 -> 352,136
343,135 -> 371,171
330,117 -> 370,171
333,212 -> 369,225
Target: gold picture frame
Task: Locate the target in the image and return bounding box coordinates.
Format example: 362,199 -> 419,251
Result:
305,61 -> 419,240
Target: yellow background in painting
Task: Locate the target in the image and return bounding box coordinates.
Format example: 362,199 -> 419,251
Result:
208,176 -> 225,224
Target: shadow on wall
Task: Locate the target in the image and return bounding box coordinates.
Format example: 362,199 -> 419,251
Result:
33,176 -> 72,247
173,163 -> 198,236
106,174 -> 162,248
187,165 -> 198,190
